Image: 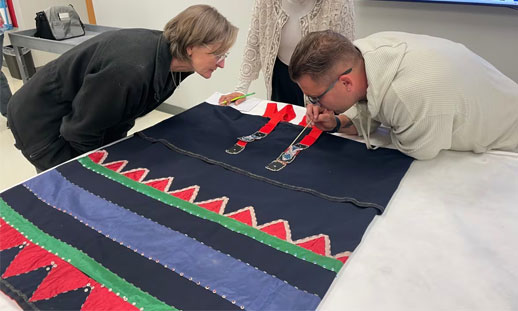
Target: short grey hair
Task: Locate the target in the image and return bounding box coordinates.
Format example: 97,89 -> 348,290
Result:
289,30 -> 361,84
163,5 -> 238,62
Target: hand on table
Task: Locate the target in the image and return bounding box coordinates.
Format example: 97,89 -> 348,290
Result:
219,92 -> 245,106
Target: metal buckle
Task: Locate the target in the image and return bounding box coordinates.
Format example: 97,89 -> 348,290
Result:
226,143 -> 245,154
265,160 -> 287,172
238,131 -> 267,143
293,143 -> 309,150
279,143 -> 308,163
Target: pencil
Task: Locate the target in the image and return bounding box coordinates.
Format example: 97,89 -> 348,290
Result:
222,92 -> 256,105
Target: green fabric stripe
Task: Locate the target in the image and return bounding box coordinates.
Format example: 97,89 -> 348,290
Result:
0,198 -> 177,311
80,156 -> 343,272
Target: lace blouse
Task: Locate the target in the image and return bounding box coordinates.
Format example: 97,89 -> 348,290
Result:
235,0 -> 355,100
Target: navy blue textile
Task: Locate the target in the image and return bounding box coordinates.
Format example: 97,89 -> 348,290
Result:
57,161 -> 336,298
33,287 -> 90,311
0,186 -> 239,311
101,136 -> 378,254
0,247 -> 21,275
0,103 -> 413,310
2,267 -> 49,306
141,103 -> 413,211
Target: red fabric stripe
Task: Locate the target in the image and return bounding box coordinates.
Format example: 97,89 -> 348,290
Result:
280,105 -> 296,122
144,178 -> 172,192
299,128 -> 323,146
170,186 -> 197,202
81,281 -> 140,311
298,116 -> 308,127
2,244 -> 63,278
260,222 -> 288,241
104,161 -> 125,172
29,263 -> 91,302
262,103 -> 278,118
336,256 -> 349,264
235,103 -> 298,149
88,151 -> 107,164
122,169 -> 147,181
0,219 -> 28,251
227,209 -> 254,226
197,199 -> 225,214
261,123 -> 276,133
256,104 -> 296,135
296,236 -> 327,256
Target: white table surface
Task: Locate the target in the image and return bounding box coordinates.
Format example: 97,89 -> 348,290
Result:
245,100 -> 518,311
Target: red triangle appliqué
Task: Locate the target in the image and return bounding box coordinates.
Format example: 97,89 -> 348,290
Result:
81,281 -> 140,311
2,244 -> 63,278
295,235 -> 328,256
122,169 -> 148,182
0,220 -> 28,251
143,178 -> 173,192
88,151 -> 107,164
336,255 -> 349,264
91,154 -> 350,262
196,197 -> 228,214
259,221 -> 289,241
169,186 -> 199,202
226,207 -> 255,226
29,263 -> 91,302
103,161 -> 126,172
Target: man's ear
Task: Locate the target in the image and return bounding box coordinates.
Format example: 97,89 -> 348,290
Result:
186,46 -> 193,57
340,75 -> 353,92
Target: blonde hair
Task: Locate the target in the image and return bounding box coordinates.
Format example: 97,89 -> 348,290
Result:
290,30 -> 361,84
163,5 -> 238,61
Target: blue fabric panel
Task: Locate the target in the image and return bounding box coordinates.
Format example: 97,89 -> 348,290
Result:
141,103 -> 413,210
24,170 -> 322,310
102,136 -> 378,254
1,186 -> 239,310
57,160 -> 335,298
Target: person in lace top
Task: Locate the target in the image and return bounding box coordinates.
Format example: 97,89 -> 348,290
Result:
219,0 -> 354,107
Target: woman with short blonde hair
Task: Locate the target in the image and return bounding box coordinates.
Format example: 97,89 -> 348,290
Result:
7,4 -> 238,172
164,4 -> 238,62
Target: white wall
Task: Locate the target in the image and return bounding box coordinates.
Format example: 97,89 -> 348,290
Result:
9,0 -> 88,66
93,0 -> 266,111
96,0 -> 518,109
356,0 -> 518,83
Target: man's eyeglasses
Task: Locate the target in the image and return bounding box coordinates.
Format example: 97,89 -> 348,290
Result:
307,68 -> 352,106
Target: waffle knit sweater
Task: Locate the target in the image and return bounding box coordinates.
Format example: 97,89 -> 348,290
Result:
345,32 -> 518,160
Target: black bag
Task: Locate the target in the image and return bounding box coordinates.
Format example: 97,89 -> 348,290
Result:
34,5 -> 85,41
34,11 -> 55,40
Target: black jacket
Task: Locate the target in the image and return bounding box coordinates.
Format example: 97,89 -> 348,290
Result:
7,28 -> 192,171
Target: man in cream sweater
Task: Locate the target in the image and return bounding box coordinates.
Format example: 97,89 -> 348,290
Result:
290,30 -> 518,160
